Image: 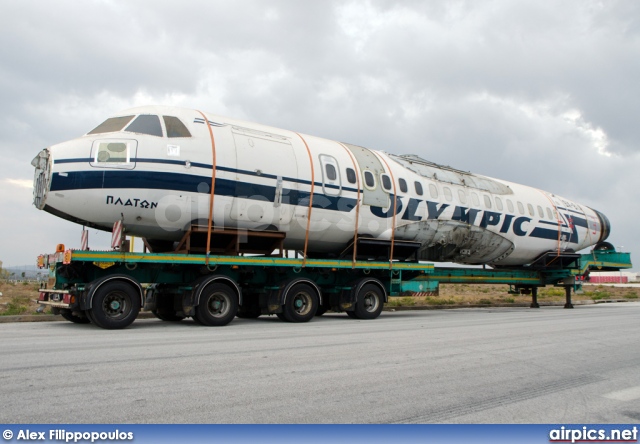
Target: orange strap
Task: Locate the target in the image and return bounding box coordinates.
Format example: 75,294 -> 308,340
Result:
338,142 -> 361,267
196,110 -> 217,264
295,133 -> 314,266
376,153 -> 398,268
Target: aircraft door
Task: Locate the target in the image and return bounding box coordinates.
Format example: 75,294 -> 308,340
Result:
342,143 -> 389,207
230,127 -> 298,226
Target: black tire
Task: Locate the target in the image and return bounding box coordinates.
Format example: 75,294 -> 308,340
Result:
353,283 -> 384,320
276,313 -> 288,322
195,283 -> 238,326
346,311 -> 358,319
282,283 -> 318,323
315,306 -> 328,316
60,309 -> 91,324
89,281 -> 141,329
85,309 -> 96,324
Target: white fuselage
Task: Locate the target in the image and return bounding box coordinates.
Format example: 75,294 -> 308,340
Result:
32,105 -> 610,266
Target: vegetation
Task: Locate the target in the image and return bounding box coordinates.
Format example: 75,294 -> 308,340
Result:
385,283 -> 640,307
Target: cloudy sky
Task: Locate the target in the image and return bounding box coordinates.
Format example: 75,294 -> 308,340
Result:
1,0 -> 638,267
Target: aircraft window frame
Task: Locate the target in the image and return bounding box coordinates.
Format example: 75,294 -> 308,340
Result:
381,174 -> 393,192
471,192 -> 479,206
398,178 -> 408,193
163,116 -> 192,138
443,187 -> 453,202
507,199 -> 515,213
87,116 -> 135,135
363,170 -> 376,190
415,181 -> 424,196
526,203 -> 534,217
495,197 -> 503,211
125,115 -> 163,137
546,207 -> 553,220
429,183 -> 438,199
483,195 -> 492,209
517,201 -> 525,215
537,205 -> 544,219
346,168 -> 357,184
90,139 -> 137,170
457,189 -> 467,204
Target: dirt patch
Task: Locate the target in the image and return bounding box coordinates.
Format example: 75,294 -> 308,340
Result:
0,282 -> 52,316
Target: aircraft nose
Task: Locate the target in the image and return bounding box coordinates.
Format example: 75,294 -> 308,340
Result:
32,148 -> 52,210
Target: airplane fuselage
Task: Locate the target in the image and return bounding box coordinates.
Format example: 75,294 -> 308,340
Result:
32,105 -> 610,266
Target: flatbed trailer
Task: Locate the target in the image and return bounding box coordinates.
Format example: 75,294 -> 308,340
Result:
36,247 -> 632,329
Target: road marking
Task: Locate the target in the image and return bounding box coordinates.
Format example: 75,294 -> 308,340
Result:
603,386 -> 640,401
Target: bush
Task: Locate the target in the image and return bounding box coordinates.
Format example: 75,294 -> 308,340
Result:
590,290 -> 612,301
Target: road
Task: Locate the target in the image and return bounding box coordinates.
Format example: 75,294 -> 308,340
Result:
1,303 -> 639,423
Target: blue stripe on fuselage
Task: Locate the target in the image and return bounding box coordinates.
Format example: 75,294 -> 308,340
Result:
50,170 -> 357,212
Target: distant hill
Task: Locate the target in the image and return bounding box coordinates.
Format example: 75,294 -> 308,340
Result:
2,265 -> 42,280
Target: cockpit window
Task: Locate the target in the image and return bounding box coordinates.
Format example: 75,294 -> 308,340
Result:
125,115 -> 163,137
163,116 -> 192,138
87,116 -> 135,135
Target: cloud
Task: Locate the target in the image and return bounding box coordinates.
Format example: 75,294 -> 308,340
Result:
1,0 -> 639,265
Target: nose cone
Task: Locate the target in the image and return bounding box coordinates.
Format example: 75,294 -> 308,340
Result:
32,148 -> 52,210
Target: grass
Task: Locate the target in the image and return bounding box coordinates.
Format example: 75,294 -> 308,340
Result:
386,283 -> 640,307
0,281 -> 48,316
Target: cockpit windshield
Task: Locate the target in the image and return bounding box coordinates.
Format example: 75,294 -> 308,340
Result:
87,116 -> 135,134
125,115 -> 163,137
87,114 -> 192,138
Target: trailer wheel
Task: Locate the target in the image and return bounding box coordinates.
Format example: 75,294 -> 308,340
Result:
60,309 -> 91,324
315,306 -> 328,316
195,283 -> 238,326
90,281 -> 141,329
282,283 -> 318,323
353,284 -> 384,320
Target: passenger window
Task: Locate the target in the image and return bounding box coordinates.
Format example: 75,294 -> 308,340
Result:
537,205 -> 544,218
346,168 -> 357,184
381,174 -> 392,192
444,187 -> 453,202
415,181 -> 424,196
507,199 -> 515,213
163,116 -> 192,138
325,164 -> 337,181
471,192 -> 479,206
546,208 -> 553,220
517,202 -> 525,215
458,189 -> 467,204
495,197 -> 503,211
399,178 -> 408,193
88,116 -> 134,135
364,171 -> 376,189
527,204 -> 535,217
483,195 -> 492,209
125,115 -> 163,137
429,184 -> 438,198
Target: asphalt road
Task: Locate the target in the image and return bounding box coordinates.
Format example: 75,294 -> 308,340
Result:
1,303 -> 639,424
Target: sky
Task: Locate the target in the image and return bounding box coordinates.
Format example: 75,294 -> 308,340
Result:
1,0 -> 638,267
